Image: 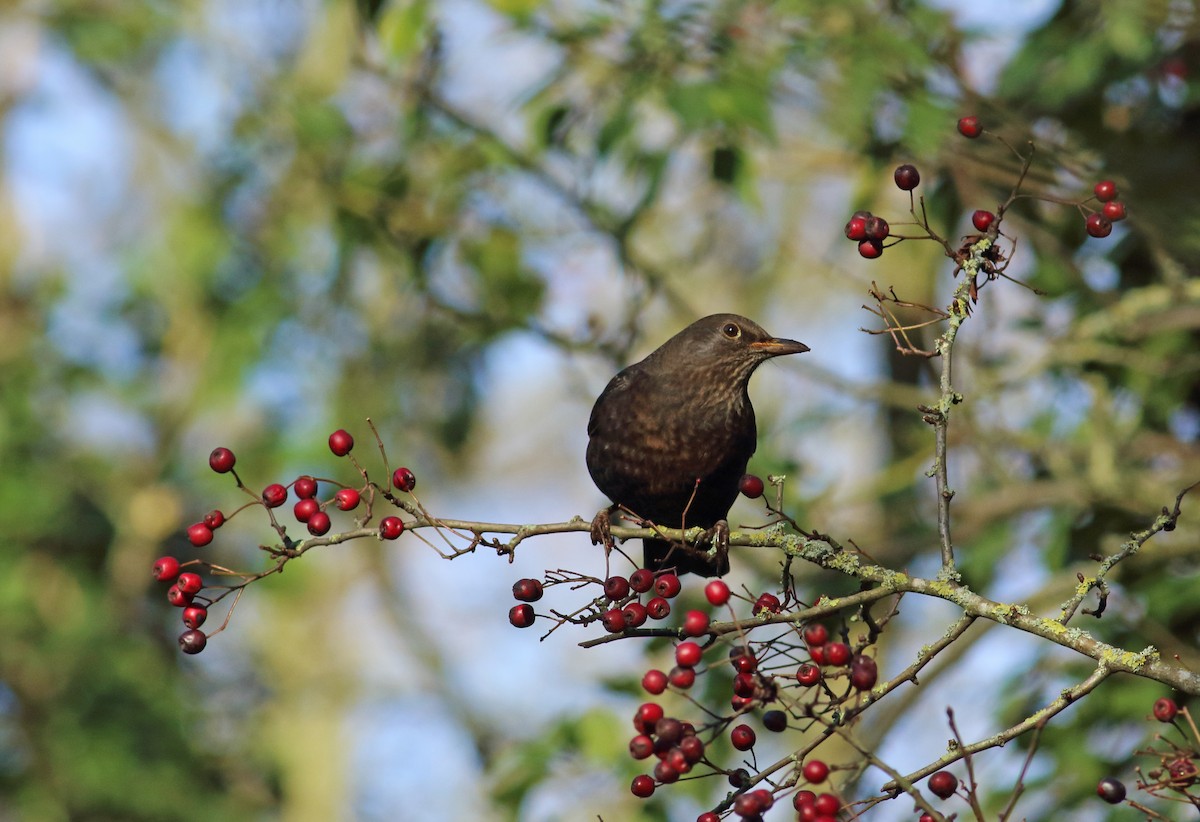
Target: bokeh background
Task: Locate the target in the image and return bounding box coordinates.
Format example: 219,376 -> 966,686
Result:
2,1 -> 1199,820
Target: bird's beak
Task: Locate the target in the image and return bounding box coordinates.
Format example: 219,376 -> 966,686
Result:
751,337 -> 810,357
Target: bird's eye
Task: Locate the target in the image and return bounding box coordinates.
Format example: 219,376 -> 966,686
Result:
722,323 -> 741,339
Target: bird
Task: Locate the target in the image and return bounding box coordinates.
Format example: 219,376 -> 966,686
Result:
586,313 -> 809,576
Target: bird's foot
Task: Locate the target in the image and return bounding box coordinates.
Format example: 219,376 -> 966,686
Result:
698,519 -> 730,572
589,506 -> 615,549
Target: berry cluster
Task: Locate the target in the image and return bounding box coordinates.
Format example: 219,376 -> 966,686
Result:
155,429 -> 418,653
1095,695 -> 1200,809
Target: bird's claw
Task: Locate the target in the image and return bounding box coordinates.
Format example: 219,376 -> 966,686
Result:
590,507 -> 614,549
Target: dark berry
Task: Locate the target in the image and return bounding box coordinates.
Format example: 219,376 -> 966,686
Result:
334,488 -> 360,511
293,476 -> 318,499
654,573 -> 681,598
793,790 -> 816,811
1086,213 -> 1113,238
603,575 -> 630,601
803,759 -> 829,783
306,510 -> 331,536
733,791 -> 764,816
754,592 -> 781,615
262,483 -> 287,508
682,609 -> 710,637
629,568 -> 655,593
803,623 -> 828,646
178,629 -> 207,654
508,603 -> 535,628
203,510 -> 225,530
629,734 -> 654,759
642,669 -> 668,695
328,429 -> 354,456
972,209 -> 995,232
763,709 -> 787,732
704,579 -> 730,606
166,585 -> 193,608
733,672 -> 757,697
957,116 -> 982,138
653,759 -> 679,784
379,516 -> 404,540
630,774 -> 655,798
293,498 -> 319,522
928,770 -> 958,799
1154,697 -> 1179,722
668,665 -> 695,689
675,641 -> 703,667
858,239 -> 883,259
824,641 -> 851,666
601,608 -> 626,633
728,768 -> 750,788
391,466 -> 416,492
894,163 -> 920,190
208,447 -> 236,473
182,605 -> 207,630
679,734 -> 704,762
739,473 -> 764,498
1103,200 -> 1127,221
844,216 -> 868,241
512,578 -> 543,602
646,597 -> 671,620
153,556 -> 181,582
176,572 -> 203,595
864,215 -> 890,241
655,716 -> 684,745
1094,180 -> 1118,202
730,724 -> 756,750
850,654 -> 879,690
622,601 -> 648,628
796,663 -> 821,686
1096,776 -> 1126,804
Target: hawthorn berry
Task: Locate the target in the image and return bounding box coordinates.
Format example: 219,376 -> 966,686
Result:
182,605 -> 207,630
508,603 -> 535,628
675,641 -> 703,667
704,579 -> 730,606
697,813 -> 720,822
629,734 -> 654,759
379,516 -> 405,539
733,672 -> 757,698
166,585 -> 193,608
262,483 -> 287,508
733,791 -> 765,816
629,568 -> 655,593
844,216 -> 868,241
1096,776 -> 1126,804
679,734 -> 704,762
1086,213 -> 1113,238
512,578 -> 543,602
754,592 -> 781,615
653,759 -> 679,784
1094,180 -> 1118,202
293,498 -> 319,523
153,556 -> 181,582
796,663 -> 821,686
793,790 -> 816,811
392,466 -> 416,492
894,163 -> 920,190
655,716 -> 684,745
642,669 -> 668,695
1154,697 -> 1178,722
208,447 -> 236,473
306,510 -> 331,536
293,476 -> 318,499
824,641 -> 851,666
957,115 -> 982,138
858,239 -> 883,259
328,429 -> 354,456
601,608 -> 626,633
630,774 -> 655,798
334,488 -> 360,511
803,759 -> 830,784
728,768 -> 751,788
603,575 -> 630,601
682,609 -> 710,637
634,702 -> 664,733
972,209 -> 995,232
730,647 -> 758,673
763,709 -> 787,732
646,597 -> 671,620
864,215 -> 889,241
738,473 -> 764,499
654,573 -> 682,598
178,629 -> 207,654
668,665 -> 696,689
623,601 -> 648,628
809,645 -> 826,665
176,572 -> 203,596
850,654 -> 879,690
814,792 -> 840,815
1103,200 -> 1127,221
928,770 -> 958,799
203,510 -> 225,530
730,724 -> 756,751
803,623 -> 829,646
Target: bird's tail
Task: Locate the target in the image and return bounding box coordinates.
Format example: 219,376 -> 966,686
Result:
643,537 -> 729,578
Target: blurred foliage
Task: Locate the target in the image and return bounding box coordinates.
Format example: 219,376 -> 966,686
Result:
0,0 -> 1197,819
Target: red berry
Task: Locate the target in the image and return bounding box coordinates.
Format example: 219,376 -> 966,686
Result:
655,716 -> 684,745
306,510 -> 331,536
730,647 -> 757,673
793,790 -> 816,810
972,209 -> 995,232
763,709 -> 787,732
166,584 -> 193,608
603,575 -> 630,601
293,475 -> 318,499
814,792 -> 840,814
730,724 -> 756,750
629,734 -> 654,759
646,597 -> 671,620
328,429 -> 354,456
622,601 -> 648,628
754,592 -> 781,615
803,759 -> 830,783
176,572 -> 203,595
203,509 -> 225,530
697,813 -> 719,822
809,645 -> 826,665
391,466 -> 416,492
957,115 -> 982,138
153,556 -> 181,582
630,774 -> 655,798
668,665 -> 695,689
178,629 -> 207,654
803,623 -> 829,646
186,522 -> 213,547
601,608 -> 626,633
864,215 -> 889,241
825,641 -> 851,666
682,609 -> 710,637
675,641 -> 703,667
704,579 -> 730,606
1094,180 -> 1118,202
1103,200 -> 1127,221
379,516 -> 404,539
334,488 -> 360,511
1154,697 -> 1179,722
208,447 -> 236,473
796,663 -> 821,686
262,483 -> 287,508
850,654 -> 879,690
733,672 -> 757,697
733,791 -> 764,816
629,568 -> 655,593
928,770 -> 958,799
182,605 -> 207,630
739,473 -> 765,498
653,759 -> 679,784
1086,212 -> 1113,238
293,498 -> 319,522
894,163 -> 920,190
654,573 -> 681,598
642,669 -> 668,695
858,239 -> 883,259
508,603 -> 535,628
1096,776 -> 1126,804
679,734 -> 704,762
844,216 -> 868,241
634,702 -> 664,733
512,578 -> 543,602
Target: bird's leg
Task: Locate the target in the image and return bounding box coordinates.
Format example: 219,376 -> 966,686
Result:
701,519 -> 730,564
589,504 -> 616,550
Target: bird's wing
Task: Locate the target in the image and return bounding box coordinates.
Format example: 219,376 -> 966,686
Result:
587,367 -> 638,437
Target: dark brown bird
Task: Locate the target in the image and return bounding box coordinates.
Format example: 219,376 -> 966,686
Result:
586,314 -> 809,576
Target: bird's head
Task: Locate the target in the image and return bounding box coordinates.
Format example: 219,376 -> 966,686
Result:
655,313 -> 809,384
